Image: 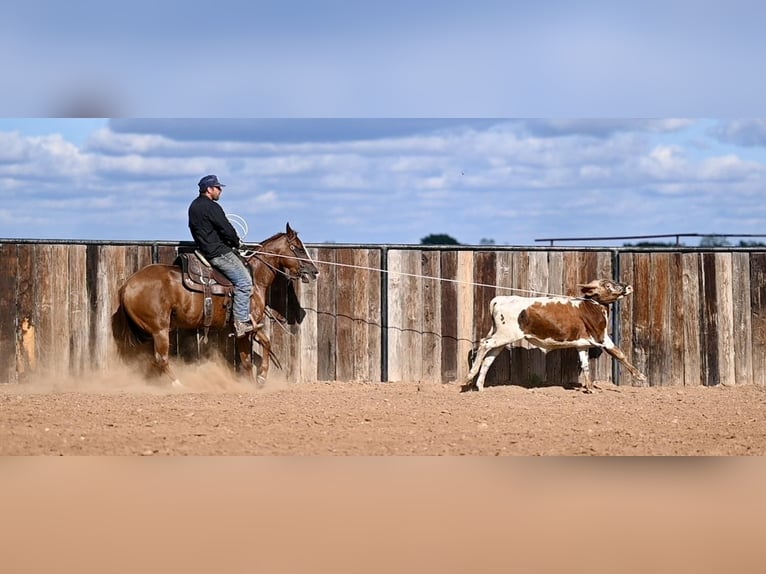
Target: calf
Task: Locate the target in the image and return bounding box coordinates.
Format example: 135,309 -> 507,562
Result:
462,278 -> 647,392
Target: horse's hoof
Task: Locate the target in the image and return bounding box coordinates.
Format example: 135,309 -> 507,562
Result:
171,379 -> 184,389
256,376 -> 266,388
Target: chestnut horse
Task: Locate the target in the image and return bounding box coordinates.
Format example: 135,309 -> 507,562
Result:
112,223 -> 319,386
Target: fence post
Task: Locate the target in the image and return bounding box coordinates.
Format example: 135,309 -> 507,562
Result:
380,246 -> 389,382
611,248 -> 622,386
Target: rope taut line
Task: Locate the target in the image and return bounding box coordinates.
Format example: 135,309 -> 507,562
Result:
253,249 -> 587,300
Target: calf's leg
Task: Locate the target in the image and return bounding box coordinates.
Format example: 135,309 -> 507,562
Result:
604,346 -> 647,386
463,336 -> 513,391
473,346 -> 504,391
577,349 -> 595,393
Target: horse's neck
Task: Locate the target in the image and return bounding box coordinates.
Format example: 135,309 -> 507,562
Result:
250,247 -> 281,291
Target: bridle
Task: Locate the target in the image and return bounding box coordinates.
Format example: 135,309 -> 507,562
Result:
244,236 -> 312,282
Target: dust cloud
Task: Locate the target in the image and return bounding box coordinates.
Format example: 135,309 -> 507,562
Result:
11,358 -> 287,395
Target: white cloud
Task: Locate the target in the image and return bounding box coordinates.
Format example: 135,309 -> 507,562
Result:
3,118 -> 766,245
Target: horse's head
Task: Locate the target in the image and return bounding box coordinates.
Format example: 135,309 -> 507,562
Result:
250,222 -> 319,283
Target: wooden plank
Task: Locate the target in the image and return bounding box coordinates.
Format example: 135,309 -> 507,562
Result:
263,277 -> 289,385
155,246 -> 178,265
33,245 -> 56,377
555,251 -> 583,385
15,245 -> 38,382
473,251 -> 497,385
596,251 -> 612,282
401,250 -> 423,382
284,281 -> 304,386
616,252 -> 636,386
90,246 -> 127,372
579,251 -> 599,284
366,249 -> 382,382
456,251 -> 474,383
315,247 -> 337,381
49,244 -> 72,376
348,249 -> 371,381
491,251 -> 514,386
715,253 -> 736,386
440,251 -> 458,383
386,250 -> 404,382
526,251 -> 549,386
509,251 -> 529,386
0,244 -> 18,383
681,253 -> 703,386
631,253 -> 652,384
562,251 -> 581,298
420,250 -> 441,383
701,253 -> 720,386
68,245 -> 90,377
298,247 -> 320,383
749,253 -> 766,386
647,253 -> 672,386
732,252 -> 753,385
667,254 -> 685,386
545,251 -> 564,387
111,246 -> 133,371
335,249 -> 355,381
592,251 -> 614,383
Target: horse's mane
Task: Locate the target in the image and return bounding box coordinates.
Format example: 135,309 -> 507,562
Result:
259,231 -> 287,244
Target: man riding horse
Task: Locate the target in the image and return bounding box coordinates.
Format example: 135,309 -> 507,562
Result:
188,174 -> 258,338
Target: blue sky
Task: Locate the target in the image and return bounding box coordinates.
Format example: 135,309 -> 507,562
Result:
2,118 -> 766,246
5,1 -> 766,117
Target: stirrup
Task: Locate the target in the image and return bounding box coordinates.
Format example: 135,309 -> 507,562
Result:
233,320 -> 255,338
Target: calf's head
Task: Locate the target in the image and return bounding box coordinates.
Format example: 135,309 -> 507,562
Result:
578,278 -> 633,305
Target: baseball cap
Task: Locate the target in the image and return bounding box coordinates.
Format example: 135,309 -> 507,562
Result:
198,174 -> 226,189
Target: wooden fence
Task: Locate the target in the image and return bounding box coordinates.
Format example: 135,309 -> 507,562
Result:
1,240 -> 765,387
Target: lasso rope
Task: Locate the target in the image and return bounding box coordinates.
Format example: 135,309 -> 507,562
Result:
256,249 -> 583,300
227,215 -> 580,299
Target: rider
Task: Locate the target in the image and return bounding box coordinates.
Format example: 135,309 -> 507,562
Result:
188,174 -> 256,338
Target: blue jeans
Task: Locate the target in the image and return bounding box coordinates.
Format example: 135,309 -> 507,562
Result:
209,251 -> 253,323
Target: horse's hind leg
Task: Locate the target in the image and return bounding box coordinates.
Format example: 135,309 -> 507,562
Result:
152,330 -> 182,388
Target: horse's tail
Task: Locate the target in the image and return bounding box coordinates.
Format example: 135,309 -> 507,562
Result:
111,287 -> 151,357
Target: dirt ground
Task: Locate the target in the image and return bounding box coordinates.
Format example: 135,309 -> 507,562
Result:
3,361 -> 766,455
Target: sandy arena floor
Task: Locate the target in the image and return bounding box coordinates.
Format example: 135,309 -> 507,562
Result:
2,362 -> 766,455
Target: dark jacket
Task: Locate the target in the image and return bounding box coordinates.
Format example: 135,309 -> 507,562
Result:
188,194 -> 241,258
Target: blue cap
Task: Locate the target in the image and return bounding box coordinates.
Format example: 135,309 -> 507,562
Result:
198,174 -> 226,189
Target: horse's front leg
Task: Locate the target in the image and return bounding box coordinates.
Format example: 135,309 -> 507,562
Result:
234,334 -> 256,383
253,329 -> 271,387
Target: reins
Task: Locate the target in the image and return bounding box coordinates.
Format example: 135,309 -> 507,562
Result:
247,251 -> 297,281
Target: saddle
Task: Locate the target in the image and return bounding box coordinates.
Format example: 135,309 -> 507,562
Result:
177,251 -> 234,296
176,251 -> 234,333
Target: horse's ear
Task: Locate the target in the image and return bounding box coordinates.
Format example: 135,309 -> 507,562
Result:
286,222 -> 294,234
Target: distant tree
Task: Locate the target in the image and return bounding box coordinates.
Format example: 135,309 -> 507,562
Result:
699,235 -> 731,247
421,233 -> 460,245
479,238 -> 496,245
738,240 -> 766,247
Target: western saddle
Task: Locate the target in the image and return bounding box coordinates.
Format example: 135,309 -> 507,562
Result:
176,251 -> 235,332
